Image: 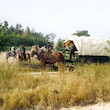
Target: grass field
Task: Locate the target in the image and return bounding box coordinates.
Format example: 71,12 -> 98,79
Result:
0,58 -> 110,110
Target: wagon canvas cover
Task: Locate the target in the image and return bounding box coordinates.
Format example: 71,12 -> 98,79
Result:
63,35 -> 110,56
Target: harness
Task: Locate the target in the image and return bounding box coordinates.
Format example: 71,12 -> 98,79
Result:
37,50 -> 47,61
37,49 -> 51,63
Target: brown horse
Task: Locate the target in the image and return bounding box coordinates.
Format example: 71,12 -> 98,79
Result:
30,45 -> 65,70
18,52 -> 31,62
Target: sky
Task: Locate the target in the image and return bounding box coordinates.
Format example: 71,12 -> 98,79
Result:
0,0 -> 110,41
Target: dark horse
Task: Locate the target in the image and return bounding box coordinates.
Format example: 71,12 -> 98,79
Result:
30,45 -> 65,70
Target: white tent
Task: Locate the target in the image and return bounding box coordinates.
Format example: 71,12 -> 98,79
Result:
63,35 -> 110,56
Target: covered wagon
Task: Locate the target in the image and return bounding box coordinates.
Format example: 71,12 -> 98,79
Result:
62,35 -> 110,63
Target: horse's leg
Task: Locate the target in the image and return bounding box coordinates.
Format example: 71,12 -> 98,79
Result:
29,57 -> 31,63
13,56 -> 17,62
51,64 -> 58,71
6,57 -> 8,62
43,63 -> 46,70
41,62 -> 46,70
18,55 -> 21,61
15,56 -> 18,61
13,56 -> 15,61
40,62 -> 46,75
28,55 -> 31,63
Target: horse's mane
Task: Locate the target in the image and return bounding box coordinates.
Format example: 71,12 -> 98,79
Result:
31,45 -> 37,50
41,46 -> 46,51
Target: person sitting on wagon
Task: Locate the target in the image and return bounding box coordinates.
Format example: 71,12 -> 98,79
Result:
20,44 -> 26,60
70,41 -> 77,60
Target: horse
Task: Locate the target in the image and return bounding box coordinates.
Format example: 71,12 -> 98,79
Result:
4,48 -> 19,62
18,52 -> 31,62
30,45 -> 65,70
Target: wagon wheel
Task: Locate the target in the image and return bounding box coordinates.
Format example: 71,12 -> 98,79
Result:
80,57 -> 86,64
66,65 -> 69,71
87,57 -> 94,64
69,66 -> 74,71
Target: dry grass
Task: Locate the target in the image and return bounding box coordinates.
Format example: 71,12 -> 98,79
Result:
0,62 -> 110,110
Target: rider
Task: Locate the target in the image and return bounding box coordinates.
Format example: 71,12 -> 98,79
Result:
70,41 -> 77,60
11,44 -> 16,56
20,44 -> 26,60
47,42 -> 51,62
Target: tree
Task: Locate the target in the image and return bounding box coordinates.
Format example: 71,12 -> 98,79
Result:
49,33 -> 56,42
45,34 -> 51,42
3,21 -> 8,34
45,33 -> 56,42
8,25 -> 15,34
35,37 -> 47,47
0,20 -> 55,50
0,23 -> 12,50
25,26 -> 30,34
56,39 -> 64,51
15,24 -> 23,35
73,30 -> 90,37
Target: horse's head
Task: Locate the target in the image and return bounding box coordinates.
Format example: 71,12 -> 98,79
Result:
30,45 -> 40,57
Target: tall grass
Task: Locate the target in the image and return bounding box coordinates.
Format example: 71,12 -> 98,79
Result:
0,62 -> 110,110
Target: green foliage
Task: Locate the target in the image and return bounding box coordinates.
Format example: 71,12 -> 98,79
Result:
34,37 -> 47,47
0,23 -> 13,50
0,21 -> 56,51
49,41 -> 54,49
73,30 -> 90,37
45,33 -> 56,42
56,39 -> 64,51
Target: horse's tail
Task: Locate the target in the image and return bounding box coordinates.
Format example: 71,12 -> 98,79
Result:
59,52 -> 65,63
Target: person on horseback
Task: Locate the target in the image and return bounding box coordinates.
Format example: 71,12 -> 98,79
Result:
20,44 -> 26,60
70,41 -> 77,60
11,44 -> 16,56
46,42 -> 51,62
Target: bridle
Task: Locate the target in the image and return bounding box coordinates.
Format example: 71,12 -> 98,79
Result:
36,49 -> 43,59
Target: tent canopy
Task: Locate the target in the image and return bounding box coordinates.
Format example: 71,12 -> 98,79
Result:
63,35 -> 110,56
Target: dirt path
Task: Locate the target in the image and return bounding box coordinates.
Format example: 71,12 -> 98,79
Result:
61,102 -> 110,110
21,71 -> 58,77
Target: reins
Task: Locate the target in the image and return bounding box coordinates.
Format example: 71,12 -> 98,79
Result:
37,49 -> 47,61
